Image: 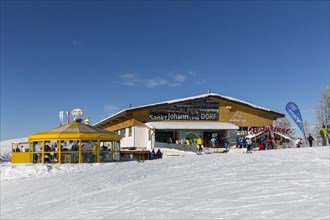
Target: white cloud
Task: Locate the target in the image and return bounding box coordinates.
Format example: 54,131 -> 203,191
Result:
104,105 -> 120,116
121,73 -> 137,80
120,73 -> 168,88
119,70 -> 203,88
187,70 -> 196,77
72,39 -> 83,49
145,78 -> 168,88
196,79 -> 207,85
172,73 -> 187,83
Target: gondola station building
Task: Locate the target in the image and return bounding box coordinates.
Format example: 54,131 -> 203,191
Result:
93,93 -> 285,152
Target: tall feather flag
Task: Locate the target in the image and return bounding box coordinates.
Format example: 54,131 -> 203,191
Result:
67,111 -> 71,124
59,111 -> 64,126
286,102 -> 305,137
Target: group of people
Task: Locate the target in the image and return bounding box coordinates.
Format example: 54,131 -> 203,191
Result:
235,137 -> 253,151
13,145 -> 27,152
150,149 -> 163,160
297,125 -> 329,148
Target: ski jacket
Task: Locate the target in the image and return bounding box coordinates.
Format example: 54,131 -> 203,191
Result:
307,136 -> 314,142
320,128 -> 328,137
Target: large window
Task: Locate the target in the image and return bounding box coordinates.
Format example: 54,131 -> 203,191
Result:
32,141 -> 42,163
120,128 -> 126,137
44,140 -> 58,164
100,141 -> 113,163
128,127 -> 132,137
81,141 -> 97,163
237,127 -> 248,136
60,140 -> 79,163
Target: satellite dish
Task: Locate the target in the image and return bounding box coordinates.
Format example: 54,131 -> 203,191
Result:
71,108 -> 83,117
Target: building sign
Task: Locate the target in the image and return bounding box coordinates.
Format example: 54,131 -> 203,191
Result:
248,126 -> 289,135
71,108 -> 84,117
228,111 -> 247,122
149,99 -> 219,121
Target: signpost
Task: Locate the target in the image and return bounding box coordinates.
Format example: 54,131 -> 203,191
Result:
71,108 -> 84,121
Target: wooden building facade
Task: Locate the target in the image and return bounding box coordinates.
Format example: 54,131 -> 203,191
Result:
94,93 -> 285,150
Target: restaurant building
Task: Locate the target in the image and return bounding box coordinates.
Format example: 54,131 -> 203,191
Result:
94,93 -> 285,150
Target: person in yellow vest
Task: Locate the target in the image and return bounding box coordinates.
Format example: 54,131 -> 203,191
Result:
320,125 -> 329,146
197,137 -> 203,152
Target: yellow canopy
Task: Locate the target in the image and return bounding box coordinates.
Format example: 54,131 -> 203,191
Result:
28,121 -> 122,141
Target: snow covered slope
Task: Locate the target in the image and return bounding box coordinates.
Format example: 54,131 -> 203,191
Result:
0,137 -> 27,162
1,146 -> 329,219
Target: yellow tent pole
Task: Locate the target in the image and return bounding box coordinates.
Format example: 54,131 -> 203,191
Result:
79,140 -> 82,164
97,140 -> 100,163
58,140 -> 61,164
41,141 -> 45,164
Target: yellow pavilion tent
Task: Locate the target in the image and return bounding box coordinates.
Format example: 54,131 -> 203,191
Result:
12,121 -> 122,164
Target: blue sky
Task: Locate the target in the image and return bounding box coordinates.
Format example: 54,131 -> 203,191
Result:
1,0 -> 329,140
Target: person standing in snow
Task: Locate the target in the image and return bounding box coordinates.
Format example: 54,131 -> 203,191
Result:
296,138 -> 303,148
150,149 -> 156,160
307,134 -> 315,147
197,137 -> 203,152
156,149 -> 163,159
246,138 -> 252,152
50,144 -> 55,162
327,125 -> 330,145
235,137 -> 239,148
239,137 -> 243,149
242,137 -> 247,149
261,136 -> 266,150
224,138 -> 230,151
266,137 -> 272,150
319,125 -> 329,146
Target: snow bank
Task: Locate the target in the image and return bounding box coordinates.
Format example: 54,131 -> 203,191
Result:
0,137 -> 27,162
1,146 -> 329,219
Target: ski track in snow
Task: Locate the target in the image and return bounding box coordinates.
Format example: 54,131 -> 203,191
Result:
1,147 -> 329,219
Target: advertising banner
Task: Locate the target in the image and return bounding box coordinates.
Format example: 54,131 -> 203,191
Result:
59,111 -> 64,126
286,102 -> 305,136
149,99 -> 219,121
67,111 -> 71,124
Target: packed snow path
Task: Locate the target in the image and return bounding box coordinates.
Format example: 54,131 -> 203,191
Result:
1,147 -> 329,219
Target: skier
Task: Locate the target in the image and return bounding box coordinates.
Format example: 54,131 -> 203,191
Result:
197,137 -> 203,152
246,138 -> 252,153
224,138 -> 230,152
319,125 -> 329,146
307,134 -> 315,147
235,137 -> 239,148
296,138 -> 303,148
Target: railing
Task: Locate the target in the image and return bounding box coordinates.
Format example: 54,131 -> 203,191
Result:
154,142 -> 197,153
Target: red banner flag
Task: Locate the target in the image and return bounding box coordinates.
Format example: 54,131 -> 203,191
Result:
67,111 -> 71,124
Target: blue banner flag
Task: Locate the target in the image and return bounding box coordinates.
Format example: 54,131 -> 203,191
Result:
286,102 -> 305,136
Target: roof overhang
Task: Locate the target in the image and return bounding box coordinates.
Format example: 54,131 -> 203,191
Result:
94,93 -> 285,127
145,121 -> 239,130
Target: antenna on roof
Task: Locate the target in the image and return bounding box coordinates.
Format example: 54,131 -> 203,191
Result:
208,89 -> 211,94
129,103 -> 132,108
